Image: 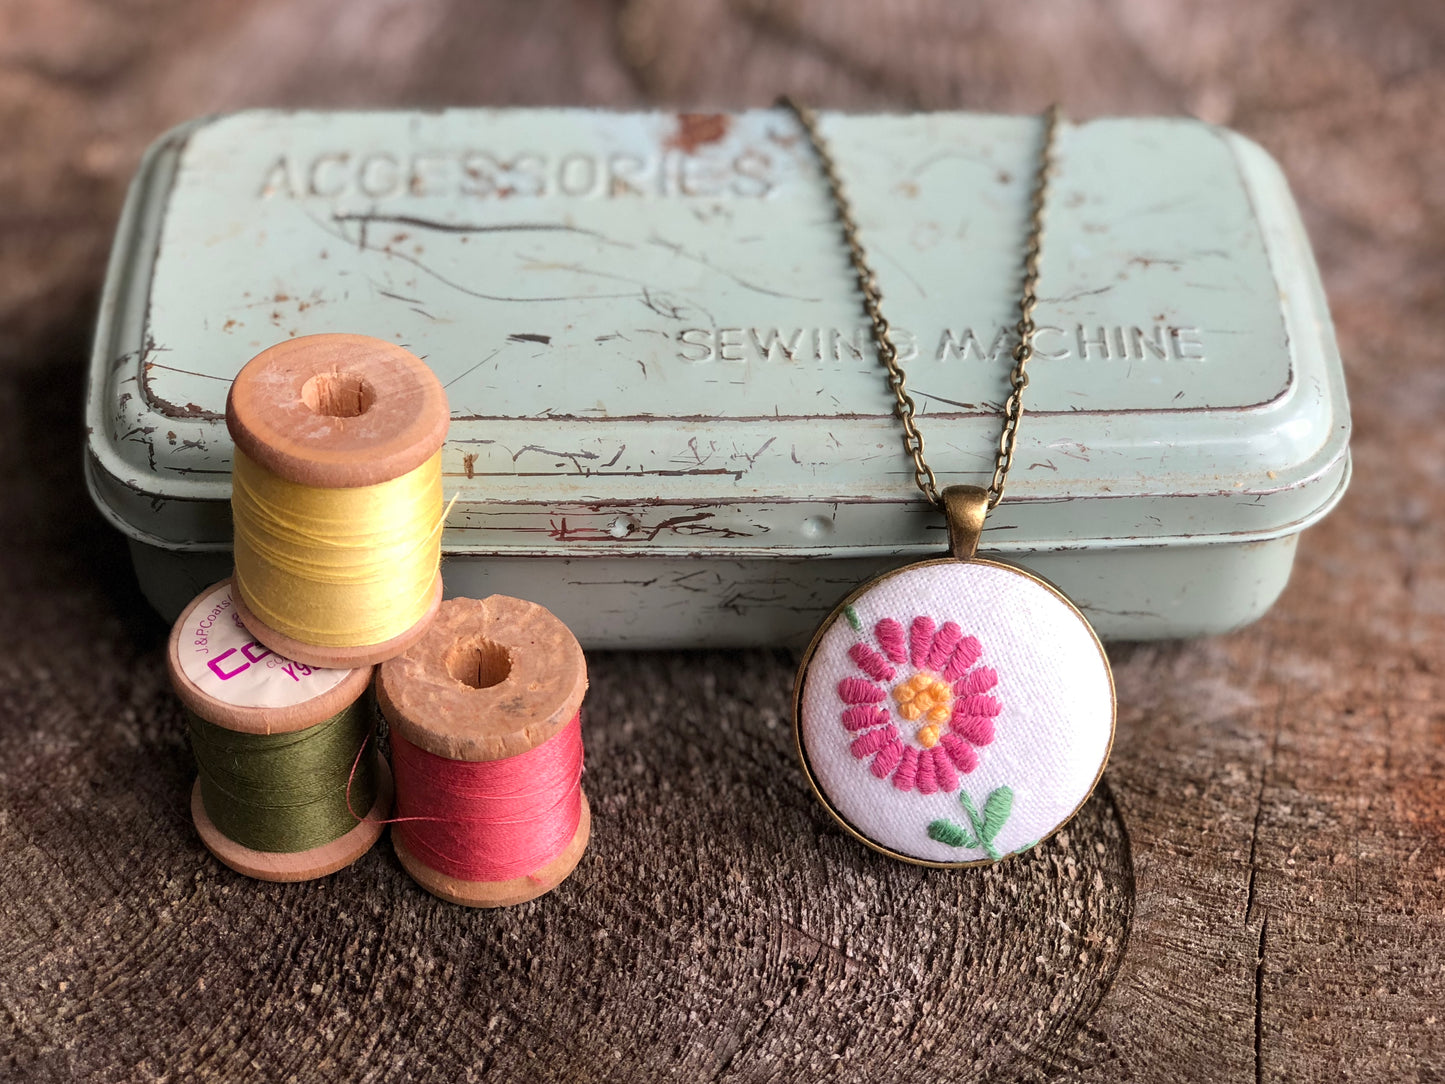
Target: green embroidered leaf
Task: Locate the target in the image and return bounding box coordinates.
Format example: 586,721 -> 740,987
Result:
928,819 -> 977,849
843,605 -> 862,633
981,786 -> 1014,843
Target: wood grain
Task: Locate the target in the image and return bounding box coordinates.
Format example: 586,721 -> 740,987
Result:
1,0 -> 1442,1080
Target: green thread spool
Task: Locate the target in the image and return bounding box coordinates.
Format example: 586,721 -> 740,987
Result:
188,700 -> 379,853
167,580 -> 393,882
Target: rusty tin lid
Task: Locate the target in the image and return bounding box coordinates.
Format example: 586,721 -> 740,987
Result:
85,108 -> 1349,558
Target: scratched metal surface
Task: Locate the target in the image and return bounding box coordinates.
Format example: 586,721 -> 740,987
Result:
84,108 -> 1350,644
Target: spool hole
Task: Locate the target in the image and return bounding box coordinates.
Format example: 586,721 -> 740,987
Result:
446,639 -> 512,690
301,371 -> 375,417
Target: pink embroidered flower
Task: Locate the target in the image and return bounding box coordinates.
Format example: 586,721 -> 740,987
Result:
836,614 -> 1000,794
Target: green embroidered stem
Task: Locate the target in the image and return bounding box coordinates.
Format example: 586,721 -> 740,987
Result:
958,790 -> 1000,861
187,696 -> 378,853
843,605 -> 862,633
927,785 -> 1015,861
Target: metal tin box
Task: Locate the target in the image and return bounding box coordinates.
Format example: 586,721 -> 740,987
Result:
85,109 -> 1350,647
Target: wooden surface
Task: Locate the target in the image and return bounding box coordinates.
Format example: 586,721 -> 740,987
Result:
1,1 -> 1441,1080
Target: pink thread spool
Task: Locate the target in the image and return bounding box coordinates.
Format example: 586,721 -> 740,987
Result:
377,596 -> 591,907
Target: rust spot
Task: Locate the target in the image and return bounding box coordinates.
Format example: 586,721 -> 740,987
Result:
896,181 -> 920,199
462,453 -> 477,479
139,350 -> 224,420
145,391 -> 222,420
274,292 -> 290,302
544,510 -> 751,544
222,318 -> 238,331
997,170 -> 1013,184
666,113 -> 730,154
1129,255 -> 1182,270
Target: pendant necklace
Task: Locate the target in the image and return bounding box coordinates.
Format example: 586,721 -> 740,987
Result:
787,102 -> 1116,867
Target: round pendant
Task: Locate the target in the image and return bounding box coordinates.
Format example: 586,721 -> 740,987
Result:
793,557 -> 1116,867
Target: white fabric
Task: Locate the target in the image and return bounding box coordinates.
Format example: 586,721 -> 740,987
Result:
177,583 -> 351,707
799,560 -> 1114,864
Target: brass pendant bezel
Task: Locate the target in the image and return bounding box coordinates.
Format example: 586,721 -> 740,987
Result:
792,555 -> 1117,869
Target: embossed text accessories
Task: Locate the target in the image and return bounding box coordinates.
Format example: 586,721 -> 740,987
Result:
787,102 -> 1117,867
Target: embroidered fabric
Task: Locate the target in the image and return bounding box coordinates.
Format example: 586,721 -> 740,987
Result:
798,561 -> 1113,863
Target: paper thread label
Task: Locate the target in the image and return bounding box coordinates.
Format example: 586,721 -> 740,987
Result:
179,583 -> 351,708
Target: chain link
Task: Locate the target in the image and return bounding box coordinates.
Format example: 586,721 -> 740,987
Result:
783,98 -> 1061,511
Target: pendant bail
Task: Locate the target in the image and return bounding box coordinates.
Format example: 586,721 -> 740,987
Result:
942,485 -> 989,560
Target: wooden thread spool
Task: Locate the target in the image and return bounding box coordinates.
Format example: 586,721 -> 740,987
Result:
226,333 -> 449,668
167,579 -> 392,882
377,596 -> 591,907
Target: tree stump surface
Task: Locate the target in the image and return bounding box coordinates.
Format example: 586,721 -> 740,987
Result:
1,2 -> 1441,1081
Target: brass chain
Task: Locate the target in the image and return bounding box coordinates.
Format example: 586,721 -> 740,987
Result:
783,99 -> 1062,510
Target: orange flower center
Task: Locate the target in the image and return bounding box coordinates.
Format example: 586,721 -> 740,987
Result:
891,672 -> 952,746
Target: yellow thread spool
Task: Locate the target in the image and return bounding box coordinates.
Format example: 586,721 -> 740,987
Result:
227,334 -> 450,668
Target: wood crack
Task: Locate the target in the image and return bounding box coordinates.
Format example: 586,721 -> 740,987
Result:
1254,914 -> 1269,1084
1244,688 -> 1287,927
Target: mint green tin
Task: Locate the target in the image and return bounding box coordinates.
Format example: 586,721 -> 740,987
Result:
84,109 -> 1350,647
